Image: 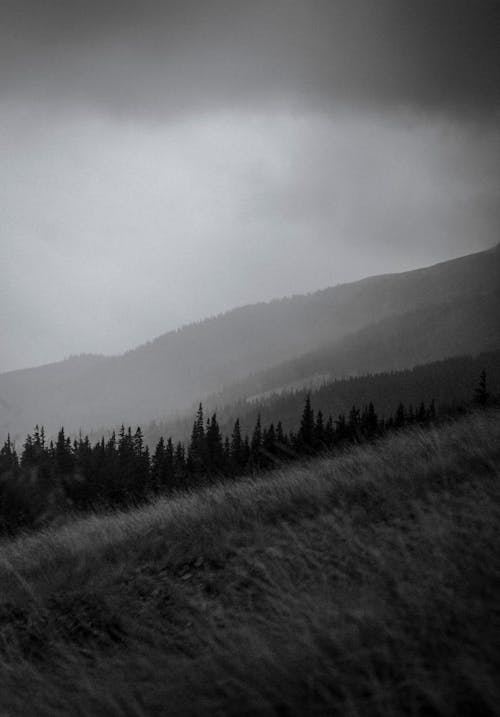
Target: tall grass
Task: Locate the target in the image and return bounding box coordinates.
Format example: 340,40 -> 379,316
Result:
0,410 -> 499,716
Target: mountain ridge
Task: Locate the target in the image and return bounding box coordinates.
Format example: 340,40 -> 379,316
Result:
1,244 -> 498,439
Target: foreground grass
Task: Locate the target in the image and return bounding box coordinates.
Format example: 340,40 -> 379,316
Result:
0,410 -> 499,716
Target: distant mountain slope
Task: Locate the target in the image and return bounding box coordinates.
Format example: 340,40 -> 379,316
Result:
1,244 -> 499,439
216,284 -> 500,405
138,350 -> 500,447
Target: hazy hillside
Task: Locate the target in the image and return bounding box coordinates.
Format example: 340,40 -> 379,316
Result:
214,285 -> 500,407
1,244 -> 499,439
1,410 -> 499,716
141,350 -> 500,447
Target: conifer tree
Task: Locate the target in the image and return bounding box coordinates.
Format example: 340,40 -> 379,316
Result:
324,415 -> 335,448
174,441 -> 186,486
230,418 -> 243,471
363,402 -> 378,437
417,401 -> 427,423
298,393 -> 315,449
314,410 -> 325,449
0,435 -> 18,475
394,402 -> 406,428
188,403 -> 206,473
151,436 -> 165,493
55,428 -> 74,475
263,422 -> 276,454
242,435 -> 251,468
335,414 -> 347,441
206,413 -> 224,475
474,370 -> 489,405
276,421 -> 287,446
251,414 -> 262,454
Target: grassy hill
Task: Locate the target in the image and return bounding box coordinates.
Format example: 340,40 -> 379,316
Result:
1,243 -> 499,440
1,409 -> 499,716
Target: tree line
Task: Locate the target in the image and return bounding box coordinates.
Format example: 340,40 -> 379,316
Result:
0,371 -> 492,535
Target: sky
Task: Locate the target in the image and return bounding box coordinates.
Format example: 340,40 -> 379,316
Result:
1,0 -> 499,374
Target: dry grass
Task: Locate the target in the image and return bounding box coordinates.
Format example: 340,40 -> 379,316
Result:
0,410 -> 499,716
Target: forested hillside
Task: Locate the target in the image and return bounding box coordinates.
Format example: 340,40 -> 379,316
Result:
141,350 -> 500,447
215,288 -> 500,406
1,244 -> 498,440
1,357 -> 496,536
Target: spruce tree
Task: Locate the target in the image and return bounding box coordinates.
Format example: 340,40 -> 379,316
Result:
206,413 -> 224,475
0,435 -> 18,475
474,370 -> 489,405
230,418 -> 243,472
298,393 -> 315,450
276,421 -> 287,446
151,436 -> 165,494
314,410 -> 325,449
250,414 -> 262,469
394,403 -> 405,428
188,403 -> 206,473
324,415 -> 335,448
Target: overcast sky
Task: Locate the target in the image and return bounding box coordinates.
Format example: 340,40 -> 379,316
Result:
1,0 -> 499,373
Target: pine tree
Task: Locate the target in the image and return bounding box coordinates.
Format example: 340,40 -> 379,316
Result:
206,413 -> 224,476
263,423 -> 276,454
417,401 -> 427,423
55,428 -> 74,475
151,436 -> 165,494
362,402 -> 378,437
250,414 -> 262,469
261,423 -> 278,467
0,435 -> 18,475
276,421 -> 287,446
474,370 -> 489,405
172,441 -> 185,484
251,414 -> 262,454
314,410 -> 325,449
242,435 -> 251,468
347,406 -> 360,442
297,393 -> 315,450
188,403 -> 206,473
335,414 -> 347,441
230,418 -> 244,471
324,415 -> 335,448
394,402 -> 406,428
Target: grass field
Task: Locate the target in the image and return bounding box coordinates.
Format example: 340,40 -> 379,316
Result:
0,410 -> 499,716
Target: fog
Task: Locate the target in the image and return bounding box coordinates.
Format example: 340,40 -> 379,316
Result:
1,0 -> 499,373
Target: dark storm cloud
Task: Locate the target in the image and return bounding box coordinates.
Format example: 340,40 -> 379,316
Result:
1,0 -> 499,118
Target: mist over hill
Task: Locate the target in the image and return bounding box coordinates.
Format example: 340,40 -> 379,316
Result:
1,244 -> 498,440
137,350 -> 500,449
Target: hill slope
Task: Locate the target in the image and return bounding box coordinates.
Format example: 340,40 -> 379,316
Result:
1,410 -> 499,716
141,349 -> 500,446
1,244 -> 499,438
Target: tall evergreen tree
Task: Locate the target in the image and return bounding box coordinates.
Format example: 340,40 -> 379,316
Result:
0,435 -> 18,475
394,402 -> 406,428
206,413 -> 224,476
324,415 -> 335,448
314,410 -> 325,449
474,370 -> 489,405
230,418 -> 244,471
188,403 -> 206,473
251,414 -> 262,454
55,428 -> 74,475
297,393 -> 315,450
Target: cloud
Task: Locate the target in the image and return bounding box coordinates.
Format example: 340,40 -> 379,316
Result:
1,1 -> 499,373
1,106 -> 498,372
1,0 -> 499,118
